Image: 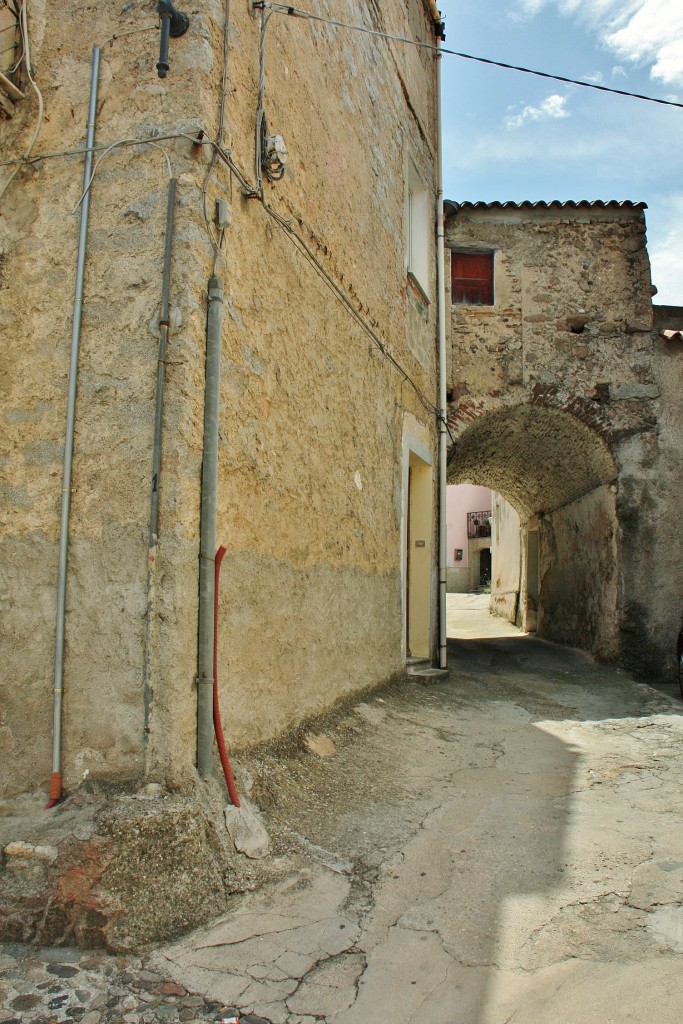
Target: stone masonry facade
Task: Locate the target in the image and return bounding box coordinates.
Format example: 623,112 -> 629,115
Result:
444,201 -> 683,676
0,0 -> 443,945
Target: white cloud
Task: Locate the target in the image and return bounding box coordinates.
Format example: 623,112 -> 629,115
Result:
648,195 -> 683,305
513,0 -> 549,15
514,0 -> 683,86
605,1 -> 683,85
557,0 -> 642,20
505,93 -> 569,128
582,71 -> 605,84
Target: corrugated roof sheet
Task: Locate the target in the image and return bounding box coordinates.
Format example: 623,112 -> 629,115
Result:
445,200 -> 647,212
660,329 -> 683,341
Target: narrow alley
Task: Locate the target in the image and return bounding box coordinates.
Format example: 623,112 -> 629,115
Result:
3,604 -> 682,1024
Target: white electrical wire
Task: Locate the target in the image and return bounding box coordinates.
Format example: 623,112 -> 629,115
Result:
0,130 -> 206,169
73,138 -> 173,212
269,2 -> 683,111
0,0 -> 45,201
202,0 -> 232,271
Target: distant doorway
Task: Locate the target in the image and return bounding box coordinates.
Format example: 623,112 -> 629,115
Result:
405,450 -> 432,658
479,548 -> 491,589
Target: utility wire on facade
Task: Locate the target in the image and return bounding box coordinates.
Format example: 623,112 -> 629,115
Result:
202,0 -> 232,271
1,3 -> 446,430
11,118 -> 445,429
0,0 -> 45,200
269,2 -> 683,111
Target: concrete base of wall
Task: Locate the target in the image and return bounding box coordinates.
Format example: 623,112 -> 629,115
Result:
447,566 -> 469,593
491,591 -> 519,623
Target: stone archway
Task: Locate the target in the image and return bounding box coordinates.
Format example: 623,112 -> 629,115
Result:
447,401 -> 621,661
448,402 -> 617,520
443,199 -> 680,681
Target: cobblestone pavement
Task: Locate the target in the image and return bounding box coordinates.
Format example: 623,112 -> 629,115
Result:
0,945 -> 240,1024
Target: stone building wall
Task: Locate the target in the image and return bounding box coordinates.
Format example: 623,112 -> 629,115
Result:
0,0 -> 440,799
444,202 -> 679,678
637,309 -> 683,677
490,492 -> 521,623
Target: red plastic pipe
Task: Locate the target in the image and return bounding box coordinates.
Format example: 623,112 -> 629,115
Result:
213,545 -> 240,806
46,772 -> 62,808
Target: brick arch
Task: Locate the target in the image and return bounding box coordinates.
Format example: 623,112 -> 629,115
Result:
446,398 -> 617,522
446,383 -> 616,440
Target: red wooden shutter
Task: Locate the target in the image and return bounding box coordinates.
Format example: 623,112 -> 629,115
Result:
452,252 -> 494,305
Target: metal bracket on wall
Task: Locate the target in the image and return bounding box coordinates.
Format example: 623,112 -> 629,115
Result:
156,1 -> 190,79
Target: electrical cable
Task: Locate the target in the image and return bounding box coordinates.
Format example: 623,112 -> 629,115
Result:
0,0 -> 22,72
73,137 -> 172,211
260,197 -> 442,420
255,4 -> 273,194
0,85 -> 444,429
202,0 -> 232,272
217,0 -> 230,149
0,0 -> 45,201
0,129 -> 204,169
201,138 -> 445,424
269,2 -> 683,111
100,23 -> 158,49
444,51 -> 683,111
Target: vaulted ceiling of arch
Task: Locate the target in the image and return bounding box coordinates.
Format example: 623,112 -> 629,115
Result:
447,405 -> 617,522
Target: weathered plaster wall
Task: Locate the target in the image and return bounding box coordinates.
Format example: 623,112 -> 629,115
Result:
537,485 -> 619,660
622,311 -> 683,678
0,1 -> 439,798
491,493 -> 520,622
445,483 -> 491,592
444,203 -> 675,674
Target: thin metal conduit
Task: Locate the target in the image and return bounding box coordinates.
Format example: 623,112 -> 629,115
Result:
48,46 -> 101,808
144,177 -> 177,747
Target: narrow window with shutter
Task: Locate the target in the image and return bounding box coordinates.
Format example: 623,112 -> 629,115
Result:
451,252 -> 494,305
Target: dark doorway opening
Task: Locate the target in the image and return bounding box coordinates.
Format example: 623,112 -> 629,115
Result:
479,548 -> 491,589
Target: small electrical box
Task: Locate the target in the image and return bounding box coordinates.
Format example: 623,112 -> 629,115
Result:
215,199 -> 232,230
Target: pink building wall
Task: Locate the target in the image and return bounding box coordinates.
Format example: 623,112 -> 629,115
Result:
446,484 -> 492,567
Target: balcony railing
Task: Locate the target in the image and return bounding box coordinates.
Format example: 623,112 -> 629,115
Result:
467,510 -> 491,539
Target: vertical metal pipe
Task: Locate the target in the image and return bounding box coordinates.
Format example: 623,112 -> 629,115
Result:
197,276 -> 224,779
144,178 -> 177,746
149,179 -> 177,549
48,47 -> 101,806
435,39 -> 448,670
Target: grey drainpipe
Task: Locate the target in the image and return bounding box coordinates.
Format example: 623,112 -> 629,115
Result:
48,47 -> 101,807
144,178 -> 177,748
435,37 -> 448,671
197,276 -> 224,779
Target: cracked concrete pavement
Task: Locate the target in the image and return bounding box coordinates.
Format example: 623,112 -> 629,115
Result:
148,598 -> 683,1024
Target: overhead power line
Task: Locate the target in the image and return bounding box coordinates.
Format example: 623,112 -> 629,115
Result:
447,51 -> 683,109
269,3 -> 683,111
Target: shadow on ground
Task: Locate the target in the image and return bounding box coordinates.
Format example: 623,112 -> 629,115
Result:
152,627 -> 683,1024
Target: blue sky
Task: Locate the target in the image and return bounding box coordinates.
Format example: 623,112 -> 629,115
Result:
439,0 -> 683,304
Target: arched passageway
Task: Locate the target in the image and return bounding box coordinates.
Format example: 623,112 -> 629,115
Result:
443,200 -> 683,683
448,404 -> 617,519
448,403 -> 620,661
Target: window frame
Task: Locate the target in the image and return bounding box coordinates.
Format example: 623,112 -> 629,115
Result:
406,158 -> 430,300
450,250 -> 495,307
